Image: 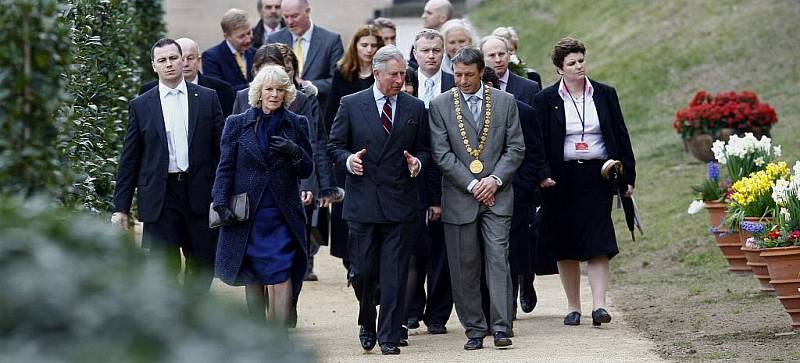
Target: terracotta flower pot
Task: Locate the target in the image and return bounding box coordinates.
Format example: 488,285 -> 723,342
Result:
761,246 -> 800,329
686,133 -> 715,162
704,201 -> 726,229
741,247 -> 775,293
714,229 -> 751,275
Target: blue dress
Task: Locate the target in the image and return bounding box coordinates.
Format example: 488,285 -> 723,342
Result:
243,108 -> 297,285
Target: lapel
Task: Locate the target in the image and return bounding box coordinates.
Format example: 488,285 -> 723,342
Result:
380,92 -> 411,160
219,41 -> 246,84
505,73 -> 517,95
245,48 -> 255,80
186,83 -> 200,149
589,79 -> 611,135
240,110 -> 268,169
548,86 -> 566,128
440,72 -> 455,92
303,30 -> 324,78
144,89 -> 168,151
358,89 -> 389,153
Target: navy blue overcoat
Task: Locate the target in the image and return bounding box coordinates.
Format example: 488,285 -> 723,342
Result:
212,107 -> 313,294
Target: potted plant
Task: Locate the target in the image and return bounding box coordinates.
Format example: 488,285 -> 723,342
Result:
740,222 -> 775,293
725,160 -> 788,238
688,162 -> 748,273
674,90 -> 778,161
754,162 -> 800,328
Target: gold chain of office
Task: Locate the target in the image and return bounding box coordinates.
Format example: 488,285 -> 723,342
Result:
452,86 -> 492,174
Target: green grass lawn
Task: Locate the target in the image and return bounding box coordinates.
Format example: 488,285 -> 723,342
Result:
471,0 -> 800,360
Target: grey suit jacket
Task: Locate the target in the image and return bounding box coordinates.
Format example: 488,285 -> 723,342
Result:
429,86 -> 525,225
267,26 -> 344,103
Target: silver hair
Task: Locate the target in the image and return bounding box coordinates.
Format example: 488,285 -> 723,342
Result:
479,35 -> 510,52
371,45 -> 406,72
440,19 -> 478,47
248,65 -> 297,108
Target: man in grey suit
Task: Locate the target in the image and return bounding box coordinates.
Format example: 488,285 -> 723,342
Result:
428,47 -> 524,350
267,0 -> 344,113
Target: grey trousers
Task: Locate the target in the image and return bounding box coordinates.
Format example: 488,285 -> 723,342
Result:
444,206 -> 513,338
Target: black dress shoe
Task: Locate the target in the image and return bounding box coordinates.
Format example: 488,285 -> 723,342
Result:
563,311 -> 581,326
380,343 -> 400,355
407,317 -> 420,329
427,323 -> 447,334
493,331 -> 512,348
463,337 -> 484,350
359,326 -> 377,351
592,308 -> 612,327
520,286 -> 537,313
398,339 -> 408,347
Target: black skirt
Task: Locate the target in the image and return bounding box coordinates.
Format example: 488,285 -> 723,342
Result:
540,159 -> 619,261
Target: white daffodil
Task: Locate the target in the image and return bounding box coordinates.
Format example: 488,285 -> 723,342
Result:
687,200 -> 705,215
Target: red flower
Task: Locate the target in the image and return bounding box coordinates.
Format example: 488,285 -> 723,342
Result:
673,90 -> 778,139
790,230 -> 800,240
768,230 -> 782,240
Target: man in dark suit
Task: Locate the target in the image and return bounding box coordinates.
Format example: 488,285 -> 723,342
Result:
111,38 -> 224,290
139,38 -> 234,117
481,35 -> 540,106
328,45 -> 430,355
267,0 -> 344,113
202,8 -> 256,92
252,0 -> 285,48
402,29 -> 454,338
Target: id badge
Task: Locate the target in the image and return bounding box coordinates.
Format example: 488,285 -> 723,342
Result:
575,142 -> 590,153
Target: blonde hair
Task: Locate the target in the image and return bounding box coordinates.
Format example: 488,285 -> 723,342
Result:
221,8 -> 250,35
440,19 -> 478,46
491,26 -> 519,52
248,65 -> 297,108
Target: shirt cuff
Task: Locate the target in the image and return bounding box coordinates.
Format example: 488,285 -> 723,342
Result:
490,175 -> 503,186
411,158 -> 422,177
467,179 -> 479,193
346,154 -> 355,174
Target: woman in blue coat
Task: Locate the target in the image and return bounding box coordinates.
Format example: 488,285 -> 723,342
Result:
212,65 -> 313,326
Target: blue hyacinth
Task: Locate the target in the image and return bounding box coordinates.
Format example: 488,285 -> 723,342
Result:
740,221 -> 765,234
707,162 -> 720,181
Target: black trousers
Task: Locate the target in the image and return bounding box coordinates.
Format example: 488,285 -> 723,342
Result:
142,176 -> 217,290
348,220 -> 414,345
405,215 -> 453,328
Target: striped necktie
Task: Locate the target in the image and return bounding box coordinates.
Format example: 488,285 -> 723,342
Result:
380,97 -> 392,134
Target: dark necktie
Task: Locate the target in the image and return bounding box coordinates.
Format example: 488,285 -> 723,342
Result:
380,97 -> 392,134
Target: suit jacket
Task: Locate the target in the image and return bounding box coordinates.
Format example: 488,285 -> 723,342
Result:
532,79 -> 636,190
405,67 -> 455,210
139,74 -> 234,117
429,86 -> 525,225
201,41 -> 255,92
267,26 -> 344,106
113,83 -> 224,223
212,107 -> 313,290
233,89 -> 334,194
513,100 -> 545,199
505,72 -> 540,107
252,18 -> 286,48
327,88 -> 430,223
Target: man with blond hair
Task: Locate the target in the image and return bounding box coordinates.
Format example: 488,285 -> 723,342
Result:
202,8 -> 256,91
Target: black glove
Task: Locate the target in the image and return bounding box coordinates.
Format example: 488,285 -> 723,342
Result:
269,136 -> 302,160
213,205 -> 236,226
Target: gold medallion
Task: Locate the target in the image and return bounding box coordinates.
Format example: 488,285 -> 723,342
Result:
469,159 -> 484,174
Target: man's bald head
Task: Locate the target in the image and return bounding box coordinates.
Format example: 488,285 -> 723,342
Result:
422,0 -> 453,29
282,0 -> 312,35
175,38 -> 202,82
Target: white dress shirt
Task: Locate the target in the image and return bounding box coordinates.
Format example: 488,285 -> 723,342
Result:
158,80 -> 190,172
262,23 -> 283,44
558,77 -> 607,161
418,68 -> 443,108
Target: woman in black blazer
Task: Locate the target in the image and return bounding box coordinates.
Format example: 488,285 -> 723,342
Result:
533,37 -> 636,327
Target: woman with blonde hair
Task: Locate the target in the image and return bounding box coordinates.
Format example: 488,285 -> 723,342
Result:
212,65 -> 313,327
439,19 -> 479,74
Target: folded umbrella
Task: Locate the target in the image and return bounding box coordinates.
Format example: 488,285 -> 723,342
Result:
602,160 -> 644,241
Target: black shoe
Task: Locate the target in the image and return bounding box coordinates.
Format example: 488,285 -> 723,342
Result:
359,326 -> 377,351
303,272 -> 318,281
427,323 -> 447,334
563,311 -> 581,326
592,308 -> 612,327
398,339 -> 408,347
380,343 -> 400,355
463,337 -> 484,350
407,317 -> 420,329
520,286 -> 537,313
493,331 -> 512,348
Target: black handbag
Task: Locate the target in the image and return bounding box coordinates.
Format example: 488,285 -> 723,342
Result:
209,193 -> 249,228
